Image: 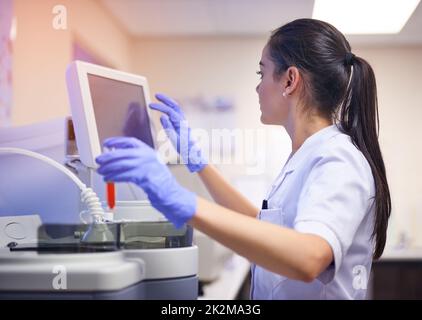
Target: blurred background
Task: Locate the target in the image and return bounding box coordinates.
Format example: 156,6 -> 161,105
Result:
1,0 -> 422,299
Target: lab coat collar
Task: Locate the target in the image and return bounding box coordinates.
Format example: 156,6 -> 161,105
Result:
283,124 -> 341,173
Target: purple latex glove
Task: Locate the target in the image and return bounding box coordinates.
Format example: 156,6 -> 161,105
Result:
96,137 -> 197,228
149,93 -> 207,173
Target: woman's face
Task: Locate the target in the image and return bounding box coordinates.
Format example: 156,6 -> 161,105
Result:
256,45 -> 289,125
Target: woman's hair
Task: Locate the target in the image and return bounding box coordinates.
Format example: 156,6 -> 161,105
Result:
267,18 -> 391,259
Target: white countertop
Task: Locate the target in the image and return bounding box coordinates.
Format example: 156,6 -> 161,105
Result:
379,247 -> 422,261
199,254 -> 250,300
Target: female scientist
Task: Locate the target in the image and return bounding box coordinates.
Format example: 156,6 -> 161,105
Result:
96,19 -> 391,299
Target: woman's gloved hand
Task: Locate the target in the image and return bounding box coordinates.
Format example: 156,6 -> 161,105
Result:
95,137 -> 197,228
149,93 -> 207,173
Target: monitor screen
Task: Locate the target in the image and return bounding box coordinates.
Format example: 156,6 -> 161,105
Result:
87,74 -> 154,149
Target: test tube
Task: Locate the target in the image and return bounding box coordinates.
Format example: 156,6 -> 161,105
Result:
107,182 -> 115,210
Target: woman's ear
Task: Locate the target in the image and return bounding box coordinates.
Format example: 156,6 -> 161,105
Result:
284,66 -> 300,96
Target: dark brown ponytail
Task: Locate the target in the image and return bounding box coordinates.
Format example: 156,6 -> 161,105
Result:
268,18 -> 391,259
339,56 -> 391,259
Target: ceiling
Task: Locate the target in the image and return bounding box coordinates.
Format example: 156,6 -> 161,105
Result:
101,0 -> 422,46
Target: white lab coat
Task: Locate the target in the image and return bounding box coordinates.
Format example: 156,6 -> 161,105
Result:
251,124 -> 375,299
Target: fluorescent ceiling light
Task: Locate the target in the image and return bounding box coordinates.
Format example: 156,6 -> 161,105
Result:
312,0 -> 420,34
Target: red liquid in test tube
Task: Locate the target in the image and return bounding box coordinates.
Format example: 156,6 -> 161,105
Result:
107,182 -> 115,210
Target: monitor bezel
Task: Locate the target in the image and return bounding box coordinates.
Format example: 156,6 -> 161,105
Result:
66,60 -> 156,168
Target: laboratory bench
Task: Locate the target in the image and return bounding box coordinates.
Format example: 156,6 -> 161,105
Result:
369,248 -> 422,300
198,254 -> 250,300
198,249 -> 422,300
196,247 -> 422,300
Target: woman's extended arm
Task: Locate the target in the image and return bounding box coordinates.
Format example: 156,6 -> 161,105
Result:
198,164 -> 259,218
190,197 -> 333,282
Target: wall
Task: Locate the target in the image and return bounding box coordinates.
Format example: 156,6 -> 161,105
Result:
12,0 -> 132,126
132,37 -> 422,248
356,46 -> 422,248
131,36 -> 290,184
0,0 -> 13,126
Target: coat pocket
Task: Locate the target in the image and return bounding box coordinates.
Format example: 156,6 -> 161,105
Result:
258,207 -> 285,226
252,207 -> 286,299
